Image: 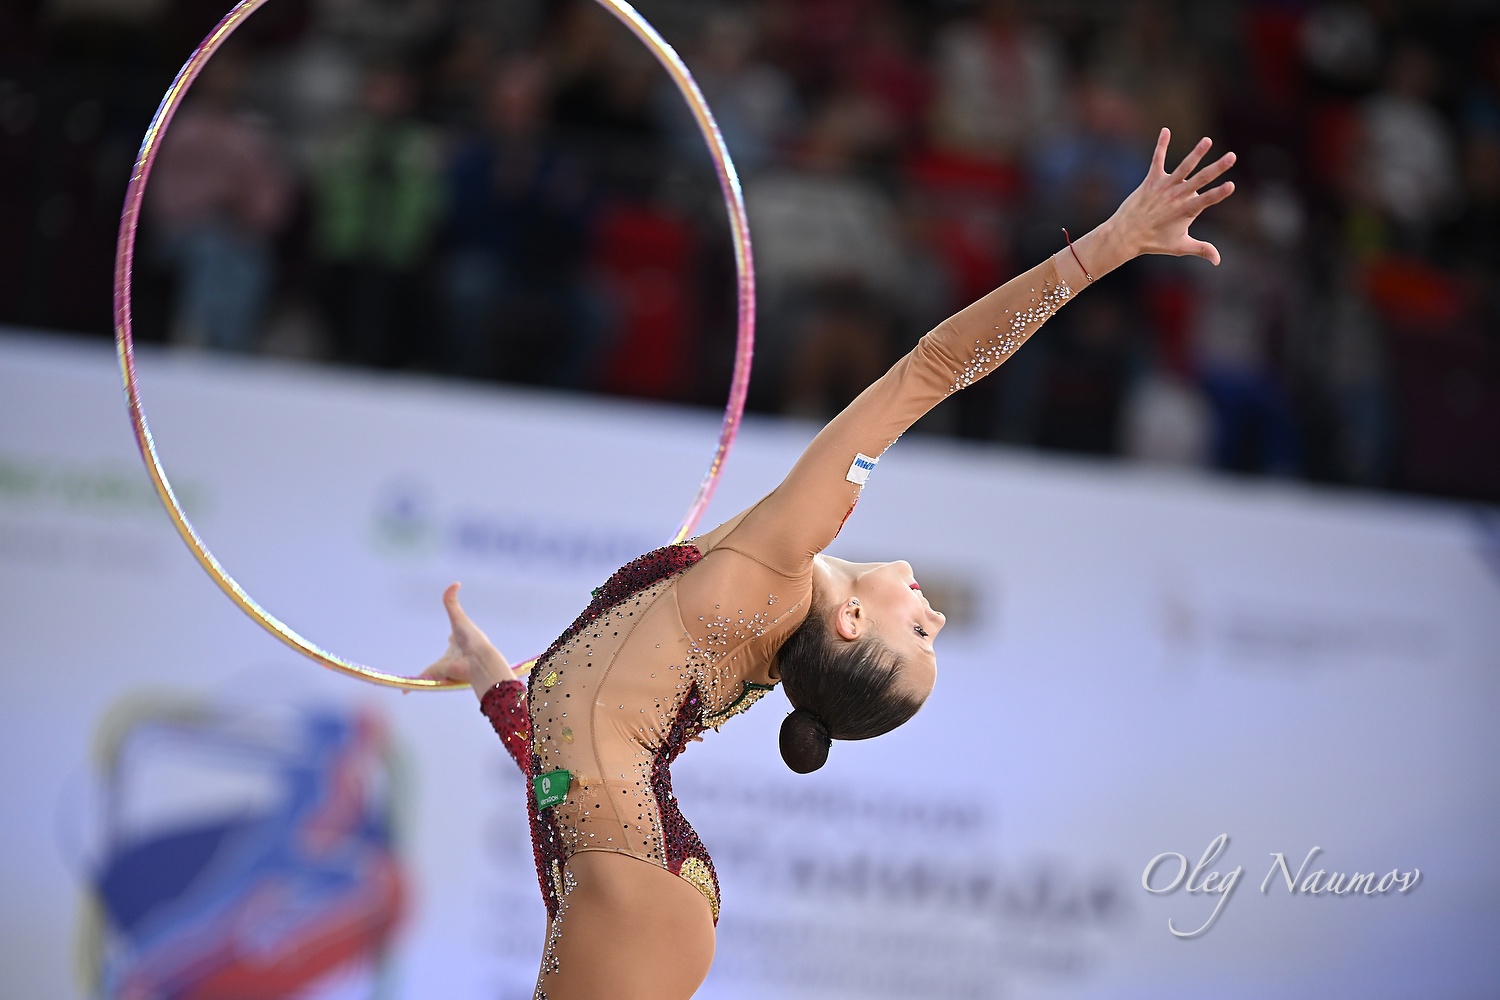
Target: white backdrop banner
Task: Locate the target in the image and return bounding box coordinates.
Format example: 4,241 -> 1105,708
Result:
2,330 -> 1497,999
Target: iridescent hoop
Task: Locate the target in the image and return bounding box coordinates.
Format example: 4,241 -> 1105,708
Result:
114,0 -> 755,690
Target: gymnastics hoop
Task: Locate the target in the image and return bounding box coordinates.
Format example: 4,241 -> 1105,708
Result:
113,0 -> 756,691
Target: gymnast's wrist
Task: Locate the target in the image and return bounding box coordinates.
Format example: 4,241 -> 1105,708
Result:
1056,219 -> 1133,288
1087,218 -> 1137,271
476,674 -> 519,703
471,659 -> 511,699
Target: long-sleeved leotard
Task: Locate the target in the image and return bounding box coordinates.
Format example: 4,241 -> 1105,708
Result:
480,255 -> 1077,982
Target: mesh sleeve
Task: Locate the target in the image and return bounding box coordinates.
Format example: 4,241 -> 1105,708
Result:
719,255 -> 1076,574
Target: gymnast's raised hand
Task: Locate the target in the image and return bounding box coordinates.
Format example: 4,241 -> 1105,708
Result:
1117,127 -> 1237,264
415,583 -> 518,698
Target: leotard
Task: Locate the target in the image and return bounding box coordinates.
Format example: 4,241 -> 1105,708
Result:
481,256 -> 1078,927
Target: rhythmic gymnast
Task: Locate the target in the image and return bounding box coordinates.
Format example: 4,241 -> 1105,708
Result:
420,128 -> 1236,999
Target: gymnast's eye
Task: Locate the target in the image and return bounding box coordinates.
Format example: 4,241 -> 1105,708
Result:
914,625 -> 929,639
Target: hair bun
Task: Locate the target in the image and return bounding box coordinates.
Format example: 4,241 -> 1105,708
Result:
780,707 -> 832,774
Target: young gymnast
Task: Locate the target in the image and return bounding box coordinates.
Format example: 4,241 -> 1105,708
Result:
421,127 -> 1235,999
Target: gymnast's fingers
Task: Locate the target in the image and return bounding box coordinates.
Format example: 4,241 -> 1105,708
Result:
1169,135 -> 1213,182
414,660 -> 461,690
1191,180 -> 1237,213
1188,150 -> 1237,192
1150,126 -> 1171,175
1185,237 -> 1222,265
443,582 -> 473,627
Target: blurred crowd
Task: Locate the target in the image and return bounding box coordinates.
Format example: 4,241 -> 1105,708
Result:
2,0 -> 1498,501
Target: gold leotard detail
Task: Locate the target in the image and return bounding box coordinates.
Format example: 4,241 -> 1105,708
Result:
677,856 -> 720,921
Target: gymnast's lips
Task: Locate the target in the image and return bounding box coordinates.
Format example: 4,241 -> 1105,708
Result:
910,582 -> 921,591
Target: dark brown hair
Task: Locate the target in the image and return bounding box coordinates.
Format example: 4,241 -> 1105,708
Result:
775,609 -> 922,773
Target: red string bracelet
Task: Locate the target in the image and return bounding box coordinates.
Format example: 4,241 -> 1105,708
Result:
1061,227 -> 1094,283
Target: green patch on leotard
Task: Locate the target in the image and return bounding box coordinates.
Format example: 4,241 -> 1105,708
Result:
533,769 -> 571,810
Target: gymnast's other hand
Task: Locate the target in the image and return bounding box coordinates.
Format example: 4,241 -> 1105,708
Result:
418,583 -> 518,699
1109,127 -> 1237,265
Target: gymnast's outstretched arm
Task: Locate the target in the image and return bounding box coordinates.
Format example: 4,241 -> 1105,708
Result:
712,128 -> 1236,573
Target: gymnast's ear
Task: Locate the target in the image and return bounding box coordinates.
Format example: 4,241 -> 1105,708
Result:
832,598 -> 864,641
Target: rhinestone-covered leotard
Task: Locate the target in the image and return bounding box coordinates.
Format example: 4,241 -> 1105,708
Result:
479,256 -> 1077,935
480,542 -> 772,928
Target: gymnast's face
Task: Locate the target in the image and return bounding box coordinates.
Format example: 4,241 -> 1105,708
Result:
836,559 -> 944,700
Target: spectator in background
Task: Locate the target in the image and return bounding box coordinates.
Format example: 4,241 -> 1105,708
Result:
842,1 -> 933,151
758,0 -> 883,96
9,0 -> 1499,505
781,282 -> 894,421
929,0 -> 1065,161
432,28 -> 503,128
1086,0 -> 1213,165
310,61 -> 442,369
1027,78 -> 1149,228
268,29 -> 362,169
1034,283 -> 1142,456
1446,128 -> 1500,331
1451,31 -> 1500,330
440,55 -> 600,384
1358,42 -> 1461,250
1119,358 -> 1213,467
547,0 -> 664,195
1299,1 -> 1382,96
1447,27 -> 1500,291
981,77 -> 1147,448
148,50 -> 293,351
745,90 -> 905,411
1188,185 -> 1301,475
664,7 -> 799,179
1298,253 -> 1392,487
1458,30 -> 1500,137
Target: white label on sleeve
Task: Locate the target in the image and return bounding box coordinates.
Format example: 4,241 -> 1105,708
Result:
846,453 -> 879,485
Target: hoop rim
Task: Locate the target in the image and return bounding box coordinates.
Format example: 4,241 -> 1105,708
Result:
113,0 -> 756,690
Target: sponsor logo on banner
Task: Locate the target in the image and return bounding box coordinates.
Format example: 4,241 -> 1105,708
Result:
369,478 -> 654,573
0,452 -> 208,518
370,480 -> 440,557
1157,589 -> 1440,672
0,453 -> 211,575
75,698 -> 406,1000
